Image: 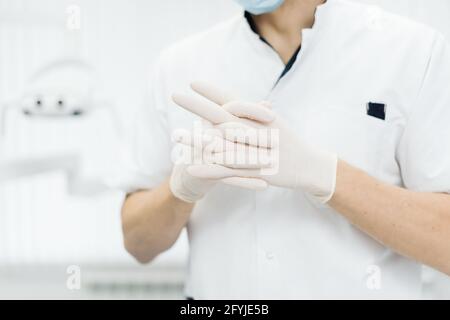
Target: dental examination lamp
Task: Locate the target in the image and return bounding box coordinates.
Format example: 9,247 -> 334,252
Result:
0,59 -> 120,195
1,58 -> 121,134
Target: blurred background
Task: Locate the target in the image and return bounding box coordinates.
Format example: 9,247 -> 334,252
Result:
0,0 -> 449,299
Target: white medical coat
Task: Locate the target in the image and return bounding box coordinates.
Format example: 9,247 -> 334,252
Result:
120,0 -> 450,299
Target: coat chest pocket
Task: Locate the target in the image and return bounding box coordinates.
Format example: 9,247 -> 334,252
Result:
300,104 -> 400,174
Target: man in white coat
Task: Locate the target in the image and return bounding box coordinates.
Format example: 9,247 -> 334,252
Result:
120,0 -> 450,299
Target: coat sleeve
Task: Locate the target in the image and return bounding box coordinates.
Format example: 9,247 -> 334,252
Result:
397,33 -> 450,193
113,55 -> 173,193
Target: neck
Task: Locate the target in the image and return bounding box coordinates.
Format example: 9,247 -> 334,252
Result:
252,0 -> 326,64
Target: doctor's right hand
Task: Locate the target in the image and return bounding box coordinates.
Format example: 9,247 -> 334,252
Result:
172,82 -> 338,203
169,162 -> 216,204
169,118 -> 274,203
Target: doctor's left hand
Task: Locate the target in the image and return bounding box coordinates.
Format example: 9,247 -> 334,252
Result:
172,82 -> 338,203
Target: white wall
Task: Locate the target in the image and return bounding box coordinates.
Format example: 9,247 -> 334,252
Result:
361,0 -> 450,39
0,0 -> 240,267
0,0 -> 449,268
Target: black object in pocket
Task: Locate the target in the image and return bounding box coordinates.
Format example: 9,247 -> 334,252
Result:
366,102 -> 386,120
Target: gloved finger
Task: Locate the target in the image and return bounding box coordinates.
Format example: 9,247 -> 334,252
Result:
205,149 -> 272,169
222,101 -> 276,123
173,124 -> 266,153
172,93 -> 234,125
189,82 -> 275,124
203,137 -> 251,154
181,138 -> 271,166
259,101 -> 272,109
175,131 -> 240,154
221,177 -> 268,190
190,81 -> 236,106
174,138 -> 268,168
216,122 -> 258,146
187,164 -> 261,180
215,122 -> 275,148
201,135 -> 272,157
190,82 -> 273,115
172,143 -> 195,165
174,131 -> 217,149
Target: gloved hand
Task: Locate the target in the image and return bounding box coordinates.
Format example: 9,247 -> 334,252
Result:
172,82 -> 338,203
169,162 -> 214,204
169,104 -> 273,203
170,154 -> 269,203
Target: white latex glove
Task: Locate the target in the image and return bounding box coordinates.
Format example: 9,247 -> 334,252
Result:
169,162 -> 214,203
172,82 -> 338,203
169,104 -> 273,203
170,149 -> 269,203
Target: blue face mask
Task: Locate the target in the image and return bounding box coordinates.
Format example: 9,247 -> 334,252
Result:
234,0 -> 284,15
